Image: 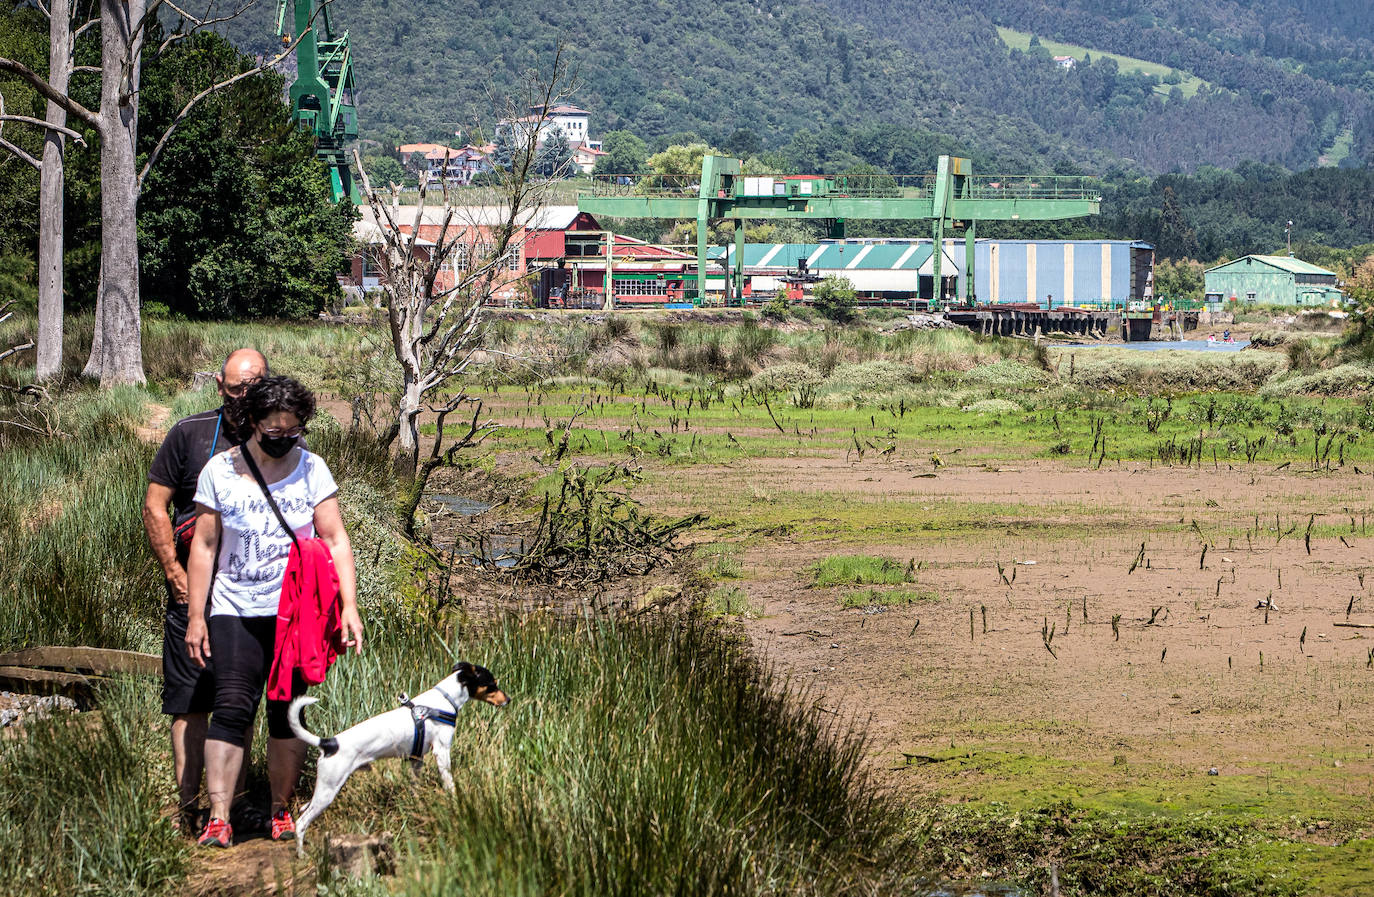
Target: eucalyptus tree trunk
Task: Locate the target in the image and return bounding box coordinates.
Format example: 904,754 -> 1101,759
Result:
35,0 -> 72,381
87,0 -> 146,386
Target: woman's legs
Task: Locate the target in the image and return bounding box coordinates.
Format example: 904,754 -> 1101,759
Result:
268,737 -> 307,814
205,738 -> 245,822
206,615 -> 277,825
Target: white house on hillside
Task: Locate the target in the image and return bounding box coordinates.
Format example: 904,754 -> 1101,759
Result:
498,104 -> 592,148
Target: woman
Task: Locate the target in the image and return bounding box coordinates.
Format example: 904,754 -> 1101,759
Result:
185,375 -> 363,848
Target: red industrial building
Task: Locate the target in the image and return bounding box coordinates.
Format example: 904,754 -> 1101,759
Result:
345,205 -> 702,307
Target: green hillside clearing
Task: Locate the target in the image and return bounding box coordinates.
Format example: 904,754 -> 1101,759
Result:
997,26 -> 1208,99
1319,127 -> 1354,167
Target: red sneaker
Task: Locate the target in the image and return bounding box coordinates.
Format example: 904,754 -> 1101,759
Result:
197,817 -> 233,848
270,808 -> 295,842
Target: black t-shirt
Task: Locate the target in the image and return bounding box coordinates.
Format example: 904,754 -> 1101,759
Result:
148,407 -> 242,528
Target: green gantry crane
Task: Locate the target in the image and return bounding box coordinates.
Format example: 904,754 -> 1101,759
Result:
277,0 -> 359,203
578,155 -> 1101,305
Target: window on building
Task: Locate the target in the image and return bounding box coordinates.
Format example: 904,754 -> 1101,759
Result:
612,277 -> 669,295
507,245 -> 521,271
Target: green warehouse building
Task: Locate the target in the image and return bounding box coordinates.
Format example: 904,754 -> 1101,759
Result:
1204,255 -> 1344,307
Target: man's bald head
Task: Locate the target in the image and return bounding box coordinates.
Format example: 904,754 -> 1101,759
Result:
217,348 -> 268,400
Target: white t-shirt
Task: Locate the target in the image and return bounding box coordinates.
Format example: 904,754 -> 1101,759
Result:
193,447 -> 338,618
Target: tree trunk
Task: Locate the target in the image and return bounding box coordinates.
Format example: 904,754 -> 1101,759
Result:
81,259 -> 103,378
91,0 -> 145,387
394,369 -> 421,480
35,0 -> 72,381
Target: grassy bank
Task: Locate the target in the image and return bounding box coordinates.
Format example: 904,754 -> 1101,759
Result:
0,314 -> 929,895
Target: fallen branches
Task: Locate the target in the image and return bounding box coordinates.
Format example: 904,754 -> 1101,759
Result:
455,464 -> 705,585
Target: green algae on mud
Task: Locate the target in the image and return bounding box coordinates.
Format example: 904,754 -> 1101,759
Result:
904,747 -> 1374,896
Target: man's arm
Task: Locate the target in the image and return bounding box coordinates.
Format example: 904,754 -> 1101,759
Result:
143,482 -> 187,602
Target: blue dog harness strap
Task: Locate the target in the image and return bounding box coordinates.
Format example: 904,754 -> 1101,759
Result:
399,695 -> 459,761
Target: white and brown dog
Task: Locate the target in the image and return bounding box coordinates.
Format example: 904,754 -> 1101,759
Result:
287,662 -> 509,855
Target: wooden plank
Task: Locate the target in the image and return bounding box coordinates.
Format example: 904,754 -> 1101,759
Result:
1332,622 -> 1374,629
0,647 -> 160,677
0,666 -> 98,703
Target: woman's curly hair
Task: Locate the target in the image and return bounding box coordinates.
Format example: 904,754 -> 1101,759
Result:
241,375 -> 316,432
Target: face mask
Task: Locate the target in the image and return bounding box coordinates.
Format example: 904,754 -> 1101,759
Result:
259,433 -> 297,458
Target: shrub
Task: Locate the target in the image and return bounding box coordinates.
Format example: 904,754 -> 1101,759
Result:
825,360 -> 916,393
732,317 -> 777,368
1260,363 -> 1374,397
812,275 -> 857,323
964,360 -> 1051,389
1062,349 -> 1286,393
749,363 -> 822,393
812,554 -> 913,586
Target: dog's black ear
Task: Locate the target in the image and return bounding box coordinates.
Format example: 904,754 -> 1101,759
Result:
452,661 -> 475,677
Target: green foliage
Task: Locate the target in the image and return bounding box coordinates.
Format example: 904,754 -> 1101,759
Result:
812,275 -> 857,323
696,542 -> 744,579
704,584 -> 758,617
137,30 -> 352,319
1153,257 -> 1206,301
812,554 -> 913,587
0,254 -> 38,309
645,142 -> 721,178
593,130 -> 647,175
919,801 -> 1301,897
535,124 -> 574,178
360,152 -> 407,188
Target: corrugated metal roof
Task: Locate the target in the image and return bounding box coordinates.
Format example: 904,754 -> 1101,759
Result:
1206,255 -> 1338,276
714,242 -> 957,271
357,204 -> 587,230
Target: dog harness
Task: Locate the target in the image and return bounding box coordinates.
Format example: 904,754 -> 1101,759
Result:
398,687 -> 462,761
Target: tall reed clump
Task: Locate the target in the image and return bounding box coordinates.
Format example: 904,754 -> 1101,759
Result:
309,613 -> 929,896
0,387 -> 165,652
0,679 -> 187,897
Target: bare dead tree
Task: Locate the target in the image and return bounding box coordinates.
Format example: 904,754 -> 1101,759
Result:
0,0 -> 317,387
354,47 -> 576,495
0,0 -> 93,381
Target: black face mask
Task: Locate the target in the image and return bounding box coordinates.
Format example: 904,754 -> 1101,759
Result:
259,433 -> 297,458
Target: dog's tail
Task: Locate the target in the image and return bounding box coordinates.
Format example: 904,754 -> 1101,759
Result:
287,696 -> 339,757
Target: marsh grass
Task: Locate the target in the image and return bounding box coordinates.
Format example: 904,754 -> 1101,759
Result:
839,586 -> 938,608
704,584 -> 760,617
696,542 -> 744,579
311,613 -> 925,896
813,554 -> 913,586
0,387 -> 164,651
0,678 -> 186,897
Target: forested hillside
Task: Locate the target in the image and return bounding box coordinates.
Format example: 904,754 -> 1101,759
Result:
215,0 -> 1372,175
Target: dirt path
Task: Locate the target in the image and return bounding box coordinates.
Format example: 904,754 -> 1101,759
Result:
186,840 -> 313,897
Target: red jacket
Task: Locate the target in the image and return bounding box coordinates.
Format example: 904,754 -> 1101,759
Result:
268,537 -> 342,701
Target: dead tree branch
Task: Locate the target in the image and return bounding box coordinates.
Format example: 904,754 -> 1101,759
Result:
136,23 -> 310,189
0,57 -> 99,129
353,44 -> 577,497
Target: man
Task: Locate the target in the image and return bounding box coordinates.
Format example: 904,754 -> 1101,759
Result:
144,348 -> 267,834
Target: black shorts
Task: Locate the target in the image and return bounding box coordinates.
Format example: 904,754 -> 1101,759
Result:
205,614 -> 305,746
161,588 -> 217,716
